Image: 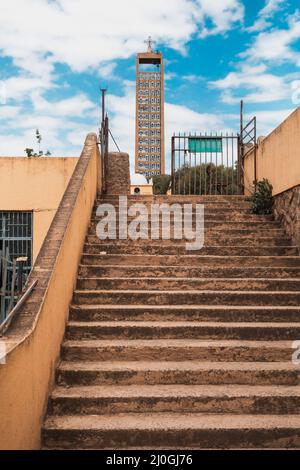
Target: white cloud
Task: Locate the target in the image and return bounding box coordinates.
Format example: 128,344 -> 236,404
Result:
164,72 -> 178,81
210,64 -> 291,104
182,74 -> 204,83
31,91 -> 96,116
0,0 -> 245,161
0,0 -> 244,75
98,62 -> 117,80
1,74 -> 55,102
0,90 -> 98,156
259,0 -> 285,17
195,0 -> 244,38
0,105 -> 21,119
242,12 -> 300,65
247,0 -> 285,32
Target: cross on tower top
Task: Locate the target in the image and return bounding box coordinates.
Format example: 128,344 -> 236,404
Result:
144,36 -> 155,53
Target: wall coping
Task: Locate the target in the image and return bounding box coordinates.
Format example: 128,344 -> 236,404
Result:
0,157 -> 79,159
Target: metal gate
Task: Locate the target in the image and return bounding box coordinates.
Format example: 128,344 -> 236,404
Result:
171,133 -> 242,195
0,211 -> 32,323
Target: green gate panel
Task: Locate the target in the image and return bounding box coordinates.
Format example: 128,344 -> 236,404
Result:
189,137 -> 223,153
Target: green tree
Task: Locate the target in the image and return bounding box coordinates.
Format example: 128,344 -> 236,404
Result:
173,163 -> 240,195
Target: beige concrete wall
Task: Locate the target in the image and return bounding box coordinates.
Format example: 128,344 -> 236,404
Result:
0,157 -> 78,260
0,135 -> 101,449
244,107 -> 300,196
130,184 -> 153,195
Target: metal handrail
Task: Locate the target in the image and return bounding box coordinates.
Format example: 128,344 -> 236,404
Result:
0,280 -> 38,336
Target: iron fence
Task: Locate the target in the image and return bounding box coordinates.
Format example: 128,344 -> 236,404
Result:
171,133 -> 242,196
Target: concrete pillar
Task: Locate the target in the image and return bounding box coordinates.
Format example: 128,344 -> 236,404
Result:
105,152 -> 130,196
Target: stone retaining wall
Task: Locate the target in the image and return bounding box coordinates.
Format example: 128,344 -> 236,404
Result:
273,185 -> 300,250
105,152 -> 130,195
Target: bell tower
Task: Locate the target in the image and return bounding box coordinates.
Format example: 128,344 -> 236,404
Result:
135,37 -> 165,178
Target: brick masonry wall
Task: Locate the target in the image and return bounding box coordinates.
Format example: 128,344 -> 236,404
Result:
273,185 -> 300,250
106,152 -> 130,195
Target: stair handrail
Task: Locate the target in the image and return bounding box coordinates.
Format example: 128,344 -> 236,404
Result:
0,280 -> 38,336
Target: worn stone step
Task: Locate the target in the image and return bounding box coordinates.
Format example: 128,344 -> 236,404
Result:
56,361 -> 300,387
98,198 -> 250,207
92,211 -> 274,222
66,321 -> 300,341
90,220 -> 280,230
42,413 -> 300,449
98,202 -> 252,209
80,254 -> 300,268
70,304 -> 300,323
78,265 -> 300,279
93,209 -> 262,220
83,244 -> 298,257
48,384 -> 300,416
73,289 -> 300,306
88,227 -> 286,237
61,339 -> 294,362
99,195 -> 249,203
76,277 -> 300,292
86,235 -> 293,247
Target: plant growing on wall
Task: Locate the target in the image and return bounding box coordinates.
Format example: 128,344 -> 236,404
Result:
250,178 -> 273,214
24,129 -> 51,157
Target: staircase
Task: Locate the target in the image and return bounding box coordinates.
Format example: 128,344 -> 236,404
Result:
43,195 -> 300,449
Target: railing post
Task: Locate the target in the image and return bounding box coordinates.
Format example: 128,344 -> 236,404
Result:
254,116 -> 257,189
237,134 -> 244,195
0,247 -> 8,323
8,258 -> 17,314
171,135 -> 175,195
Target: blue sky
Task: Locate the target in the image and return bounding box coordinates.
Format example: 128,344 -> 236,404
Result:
0,0 -> 300,173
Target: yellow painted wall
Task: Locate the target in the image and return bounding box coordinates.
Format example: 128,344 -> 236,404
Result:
0,157 -> 78,260
0,135 -> 101,449
130,184 -> 153,196
244,107 -> 300,196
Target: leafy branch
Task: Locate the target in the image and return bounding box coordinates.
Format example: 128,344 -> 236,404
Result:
25,129 -> 51,158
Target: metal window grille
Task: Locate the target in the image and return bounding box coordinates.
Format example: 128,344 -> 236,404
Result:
0,211 -> 33,323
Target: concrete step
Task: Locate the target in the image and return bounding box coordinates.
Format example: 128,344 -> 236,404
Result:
98,195 -> 249,203
98,196 -> 249,205
88,227 -> 286,237
86,235 -> 293,247
76,278 -> 300,292
73,289 -> 300,306
70,304 -> 300,323
65,321 -> 300,341
48,384 -> 300,416
66,319 -> 300,341
78,265 -> 300,279
42,190 -> 300,451
42,413 -> 300,449
61,339 -> 294,362
83,244 -> 298,256
93,208 -> 262,219
56,361 -> 300,387
89,220 -> 280,230
92,211 -> 274,222
80,254 -> 300,268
